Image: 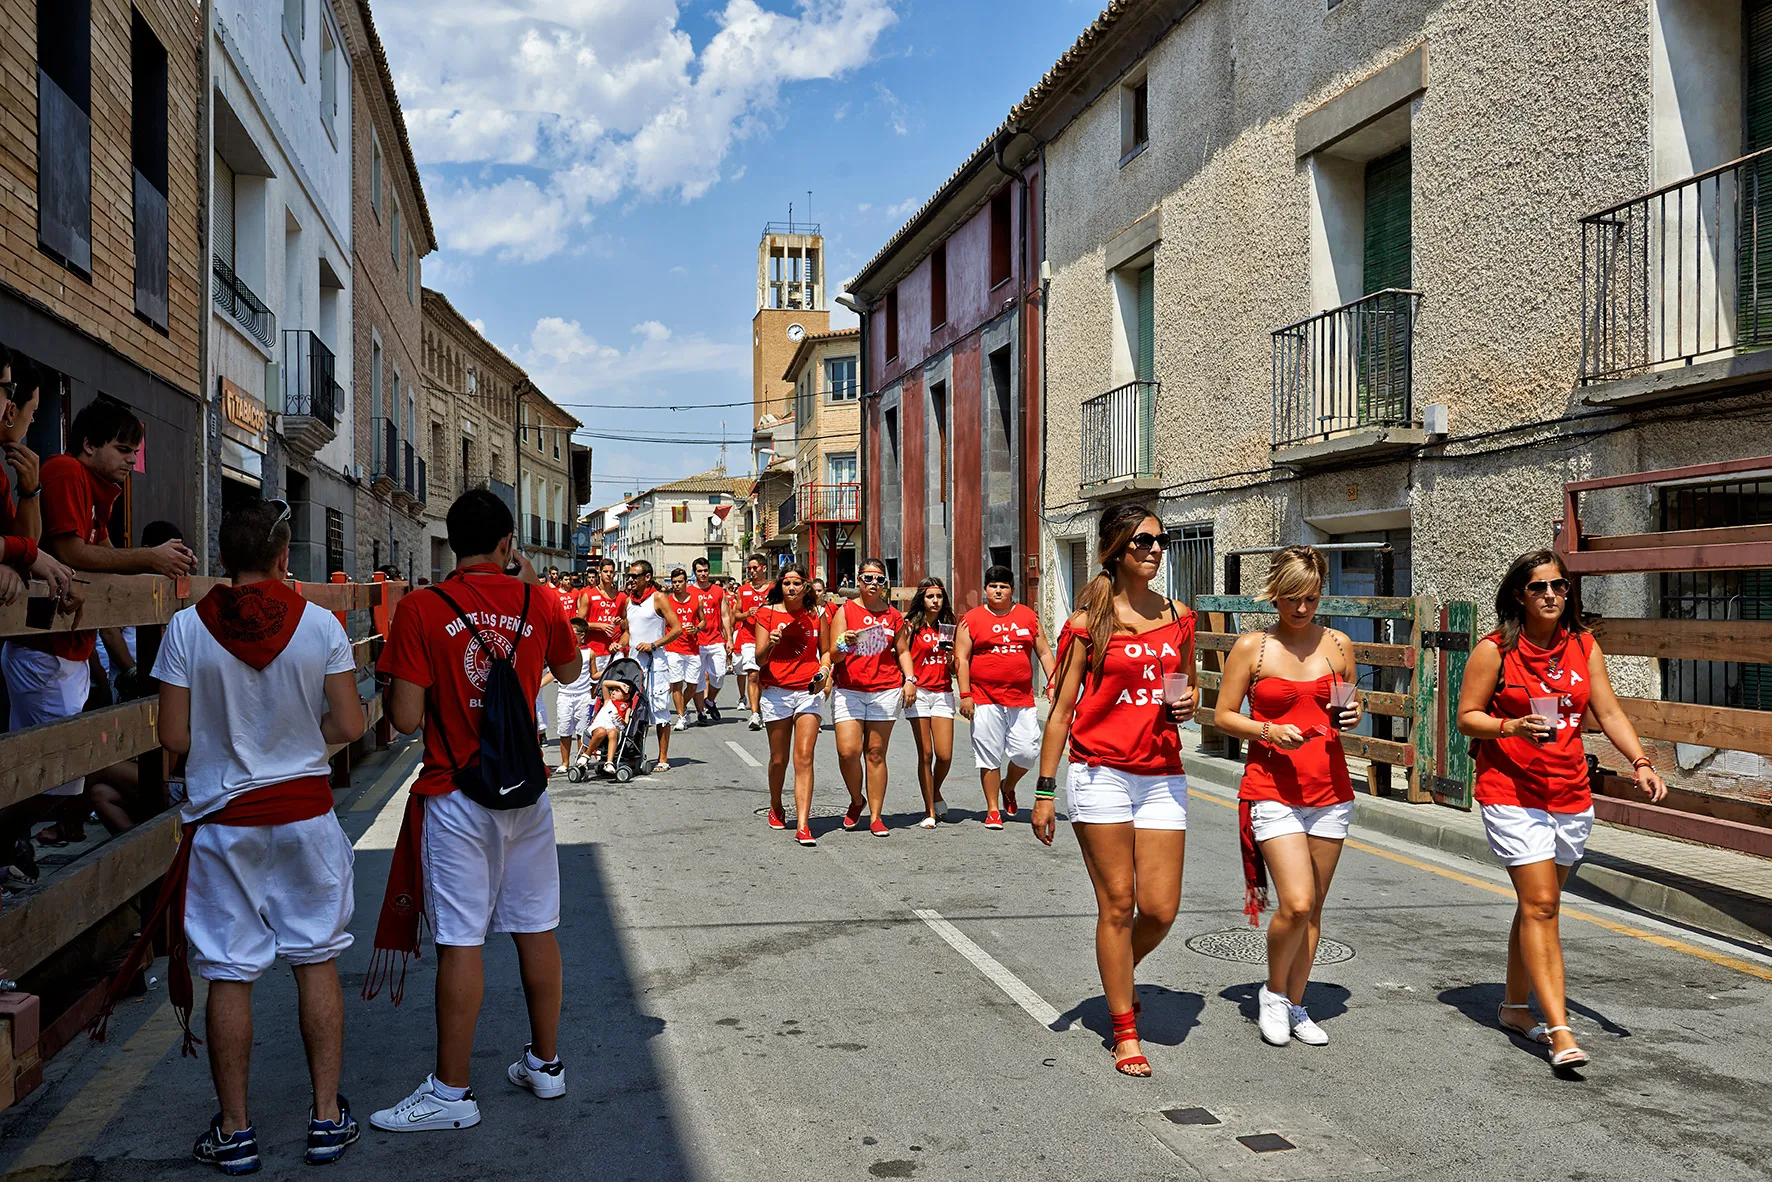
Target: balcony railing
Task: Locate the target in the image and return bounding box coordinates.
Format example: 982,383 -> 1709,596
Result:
777,493 -> 799,533
799,482 -> 859,523
416,456 -> 427,504
403,441 -> 416,494
1270,289 -> 1421,448
372,417 -> 398,482
546,520 -> 557,550
213,255 -> 275,348
1581,146 -> 1772,383
529,513 -> 543,546
281,330 -> 336,427
1080,380 -> 1159,486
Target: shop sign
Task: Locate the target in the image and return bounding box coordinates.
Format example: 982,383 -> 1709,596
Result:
220,377 -> 268,450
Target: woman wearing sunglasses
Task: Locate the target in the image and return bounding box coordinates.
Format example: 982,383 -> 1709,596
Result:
754,565 -> 829,846
1031,505 -> 1195,1077
898,577 -> 957,829
827,558 -> 913,836
1213,545 -> 1360,1050
1456,549 -> 1665,1074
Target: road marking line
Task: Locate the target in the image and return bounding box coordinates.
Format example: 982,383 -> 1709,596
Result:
350,741 -> 423,812
725,740 -> 762,768
912,907 -> 1061,1028
1187,782 -> 1772,982
355,759 -> 422,851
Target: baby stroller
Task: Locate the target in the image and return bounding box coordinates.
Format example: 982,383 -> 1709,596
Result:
567,655 -> 655,783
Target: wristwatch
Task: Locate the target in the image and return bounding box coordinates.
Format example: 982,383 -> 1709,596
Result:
1034,775 -> 1058,799
16,485 -> 39,499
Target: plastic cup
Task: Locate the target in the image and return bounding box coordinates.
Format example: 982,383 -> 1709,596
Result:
1328,682 -> 1358,730
938,623 -> 957,647
1527,696 -> 1560,743
1162,673 -> 1191,703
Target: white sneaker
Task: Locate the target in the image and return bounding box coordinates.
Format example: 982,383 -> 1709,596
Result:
507,1047 -> 567,1099
673,716 -> 690,731
1289,1004 -> 1328,1046
748,712 -> 762,730
1257,986 -> 1292,1047
368,1075 -> 481,1133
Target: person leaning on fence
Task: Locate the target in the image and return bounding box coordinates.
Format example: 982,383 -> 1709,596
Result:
0,350 -> 78,606
91,497 -> 368,1173
1455,548 -> 1667,1076
368,488 -> 581,1133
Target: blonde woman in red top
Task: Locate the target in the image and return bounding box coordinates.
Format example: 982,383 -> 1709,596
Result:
1032,505 -> 1196,1078
826,558 -> 915,836
1215,546 -> 1361,1050
753,565 -> 830,846
1456,549 -> 1665,1074
897,577 -> 957,829
956,565 -> 1056,829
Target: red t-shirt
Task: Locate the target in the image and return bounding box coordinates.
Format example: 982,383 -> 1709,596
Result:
377,565 -> 578,796
1474,631 -> 1595,813
754,605 -> 821,690
26,455 -> 120,662
0,458 -> 15,535
962,604 -> 1041,706
664,592 -> 702,654
832,599 -> 905,691
1064,612 -> 1193,776
736,582 -> 772,638
577,587 -> 626,656
692,582 -> 728,647
906,623 -> 953,691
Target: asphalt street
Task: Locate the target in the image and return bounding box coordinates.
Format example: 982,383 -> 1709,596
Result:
5,699 -> 1772,1182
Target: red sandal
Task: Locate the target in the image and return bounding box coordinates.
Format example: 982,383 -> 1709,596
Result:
1109,1009 -> 1150,1077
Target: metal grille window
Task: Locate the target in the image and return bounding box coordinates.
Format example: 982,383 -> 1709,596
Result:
1166,524 -> 1213,607
1660,480 -> 1772,709
324,507 -> 344,575
1067,539 -> 1090,611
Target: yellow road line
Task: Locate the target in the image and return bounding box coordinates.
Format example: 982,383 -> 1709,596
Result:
349,741 -> 423,812
1187,783 -> 1772,983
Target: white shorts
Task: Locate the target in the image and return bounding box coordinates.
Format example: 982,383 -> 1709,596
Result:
186,814 -> 355,981
733,643 -> 759,675
699,644 -> 728,690
421,789 -> 561,947
638,651 -> 674,719
833,686 -> 903,724
665,649 -> 701,685
1066,764 -> 1188,829
904,688 -> 955,719
2,642 -> 92,796
533,689 -> 548,730
590,703 -> 623,734
1481,804 -> 1595,867
1248,799 -> 1355,843
557,692 -> 594,738
970,703 -> 1039,770
760,685 -> 823,723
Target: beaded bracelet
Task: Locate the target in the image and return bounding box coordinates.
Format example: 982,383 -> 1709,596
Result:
1261,721 -> 1271,744
1033,775 -> 1058,800
1631,756 -> 1655,772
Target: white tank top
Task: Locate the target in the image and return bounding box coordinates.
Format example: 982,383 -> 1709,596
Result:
626,589 -> 666,649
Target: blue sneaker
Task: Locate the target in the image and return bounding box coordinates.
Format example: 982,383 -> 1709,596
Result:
305,1094 -> 361,1165
193,1116 -> 261,1175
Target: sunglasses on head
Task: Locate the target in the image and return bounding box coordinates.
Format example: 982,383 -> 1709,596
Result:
1525,578 -> 1570,596
1126,532 -> 1169,553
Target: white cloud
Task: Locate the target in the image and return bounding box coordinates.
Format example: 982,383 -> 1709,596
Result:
856,202 -> 871,213
885,196 -> 919,218
875,83 -> 910,136
380,0 -> 898,261
511,316 -> 747,400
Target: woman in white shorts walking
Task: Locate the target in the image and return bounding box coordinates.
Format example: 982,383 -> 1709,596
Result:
753,565 -> 829,846
1456,549 -> 1665,1074
1031,504 -> 1196,1078
827,558 -> 913,836
1214,546 -> 1362,1050
898,577 -> 956,828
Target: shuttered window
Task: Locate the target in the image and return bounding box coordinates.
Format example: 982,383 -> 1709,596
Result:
1742,2 -> 1772,343
1360,147 -> 1412,424
37,0 -> 93,276
1067,540 -> 1090,611
1362,147 -> 1412,294
213,154 -> 236,269
132,12 -> 169,330
1136,265 -> 1156,476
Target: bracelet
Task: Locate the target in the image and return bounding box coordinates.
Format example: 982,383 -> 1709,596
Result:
959,691 -> 973,699
1033,775 -> 1057,800
1631,756 -> 1655,772
16,486 -> 39,499
1260,721 -> 1270,743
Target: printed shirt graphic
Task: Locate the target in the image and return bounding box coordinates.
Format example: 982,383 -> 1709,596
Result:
577,588 -> 626,656
833,600 -> 905,691
754,605 -> 821,689
962,604 -> 1041,706
692,583 -> 728,646
665,593 -> 702,654
378,565 -> 578,795
26,455 -> 120,661
1475,630 -> 1596,813
908,625 -> 953,691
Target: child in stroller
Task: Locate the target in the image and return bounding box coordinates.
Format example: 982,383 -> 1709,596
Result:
569,656 -> 655,782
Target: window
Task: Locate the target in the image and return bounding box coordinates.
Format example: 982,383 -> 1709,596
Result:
1660,480 -> 1772,710
520,404 -> 528,443
371,139 -> 383,220
391,199 -> 401,263
931,381 -> 949,505
1166,524 -> 1214,607
37,0 -> 93,276
553,430 -> 561,460
705,547 -> 723,575
709,494 -> 723,505
990,189 -> 1013,288
406,240 -> 415,303
370,338 -> 383,420
826,453 -> 857,485
319,18 -> 338,141
885,288 -> 900,360
324,506 -> 344,575
132,11 -> 169,330
930,243 -> 948,328
671,504 -> 690,524
826,356 -> 858,402
283,0 -> 305,72
1121,74 -> 1149,162
1363,146 -> 1412,294
1066,540 -> 1090,610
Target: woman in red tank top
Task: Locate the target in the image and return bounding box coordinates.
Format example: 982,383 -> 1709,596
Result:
1031,505 -> 1197,1078
826,558 -> 915,836
1214,546 -> 1362,1051
896,577 -> 958,828
752,565 -> 831,847
1456,550 -> 1665,1074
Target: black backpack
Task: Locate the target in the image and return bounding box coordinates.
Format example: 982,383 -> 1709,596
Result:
428,583 -> 550,810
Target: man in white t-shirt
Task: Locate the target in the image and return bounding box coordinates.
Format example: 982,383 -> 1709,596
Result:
117,499 -> 367,1173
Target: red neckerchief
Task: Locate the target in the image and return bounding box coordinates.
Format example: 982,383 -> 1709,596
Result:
195,579 -> 309,670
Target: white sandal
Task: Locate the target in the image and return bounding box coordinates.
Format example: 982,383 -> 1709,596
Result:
1544,1025 -> 1590,1070
1497,1003 -> 1550,1045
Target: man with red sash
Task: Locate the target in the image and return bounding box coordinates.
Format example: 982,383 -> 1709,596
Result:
97,498 -> 366,1173
368,488 -> 580,1133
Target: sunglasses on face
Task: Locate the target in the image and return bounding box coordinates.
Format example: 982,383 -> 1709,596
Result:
859,574 -> 888,586
1126,532 -> 1169,553
1526,578 -> 1570,596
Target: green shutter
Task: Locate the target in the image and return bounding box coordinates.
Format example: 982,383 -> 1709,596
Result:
1742,3 -> 1772,345
1360,147 -> 1412,424
1136,265 -> 1155,476
1363,147 -> 1412,294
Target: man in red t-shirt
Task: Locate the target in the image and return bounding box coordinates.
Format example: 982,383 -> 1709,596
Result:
955,565 -> 1056,830
1,397 -> 193,841
0,353 -> 77,608
370,489 -> 580,1134
575,558 -> 628,675
690,557 -> 729,719
731,552 -> 774,730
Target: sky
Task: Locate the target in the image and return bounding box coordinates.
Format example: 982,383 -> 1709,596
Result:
371,0 -> 1099,510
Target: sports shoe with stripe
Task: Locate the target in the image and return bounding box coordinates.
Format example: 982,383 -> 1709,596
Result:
305,1095 -> 361,1164
507,1045 -> 568,1099
193,1117 -> 261,1175
369,1075 -> 482,1133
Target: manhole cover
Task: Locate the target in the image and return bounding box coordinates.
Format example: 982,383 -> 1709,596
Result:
752,804 -> 857,820
1184,927 -> 1353,965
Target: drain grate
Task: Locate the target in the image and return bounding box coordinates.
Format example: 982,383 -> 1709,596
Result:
1162,1107 -> 1221,1127
751,804 -> 858,820
1184,927 -> 1353,965
1237,1132 -> 1295,1154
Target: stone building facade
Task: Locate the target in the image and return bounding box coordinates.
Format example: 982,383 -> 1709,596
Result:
516,388 -> 582,573
782,328 -> 862,583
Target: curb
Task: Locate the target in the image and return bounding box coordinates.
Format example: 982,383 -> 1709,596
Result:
1184,751 -> 1772,954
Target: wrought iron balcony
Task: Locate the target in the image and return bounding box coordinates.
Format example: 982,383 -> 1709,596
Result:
1581,146 -> 1772,384
777,492 -> 800,533
371,417 -> 398,495
1080,380 -> 1160,489
1270,289 -> 1421,448
280,330 -> 337,456
798,482 -> 859,523
213,255 -> 275,348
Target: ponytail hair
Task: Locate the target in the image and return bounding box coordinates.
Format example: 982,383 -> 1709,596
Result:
1079,503 -> 1160,676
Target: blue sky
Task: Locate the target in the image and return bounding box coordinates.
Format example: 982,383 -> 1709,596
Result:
372,0 -> 1097,508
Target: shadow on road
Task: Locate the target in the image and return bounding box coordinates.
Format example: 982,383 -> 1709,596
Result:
1219,979 -> 1351,1024
1437,982 -> 1633,1041
1051,986 -> 1205,1048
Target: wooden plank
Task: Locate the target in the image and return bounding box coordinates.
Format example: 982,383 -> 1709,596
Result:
1583,697 -> 1772,757
0,700 -> 159,811
1405,595 -> 1433,801
1196,610 -> 1230,752
1196,632 -> 1237,654
1563,541 -> 1772,575
0,812 -> 182,980
1194,594 -> 1415,620
1352,641 -> 1415,669
1592,794 -> 1772,860
291,581 -> 383,612
330,695 -> 383,757
1441,599 -> 1477,807
350,637 -> 377,673
1584,523 -> 1772,552
1587,616 -> 1772,665
1341,731 -> 1414,767
0,574 -> 177,637
1565,453 -> 1772,493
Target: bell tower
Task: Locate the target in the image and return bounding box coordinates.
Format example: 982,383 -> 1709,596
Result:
753,218 -> 830,427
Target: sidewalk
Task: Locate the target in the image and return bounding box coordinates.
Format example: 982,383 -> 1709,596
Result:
1180,732 -> 1772,953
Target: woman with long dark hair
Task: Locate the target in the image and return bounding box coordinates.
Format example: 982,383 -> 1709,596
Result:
1213,546 -> 1360,1049
827,558 -> 914,835
898,577 -> 957,829
1031,504 -> 1195,1077
753,565 -> 830,847
1456,549 -> 1665,1073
